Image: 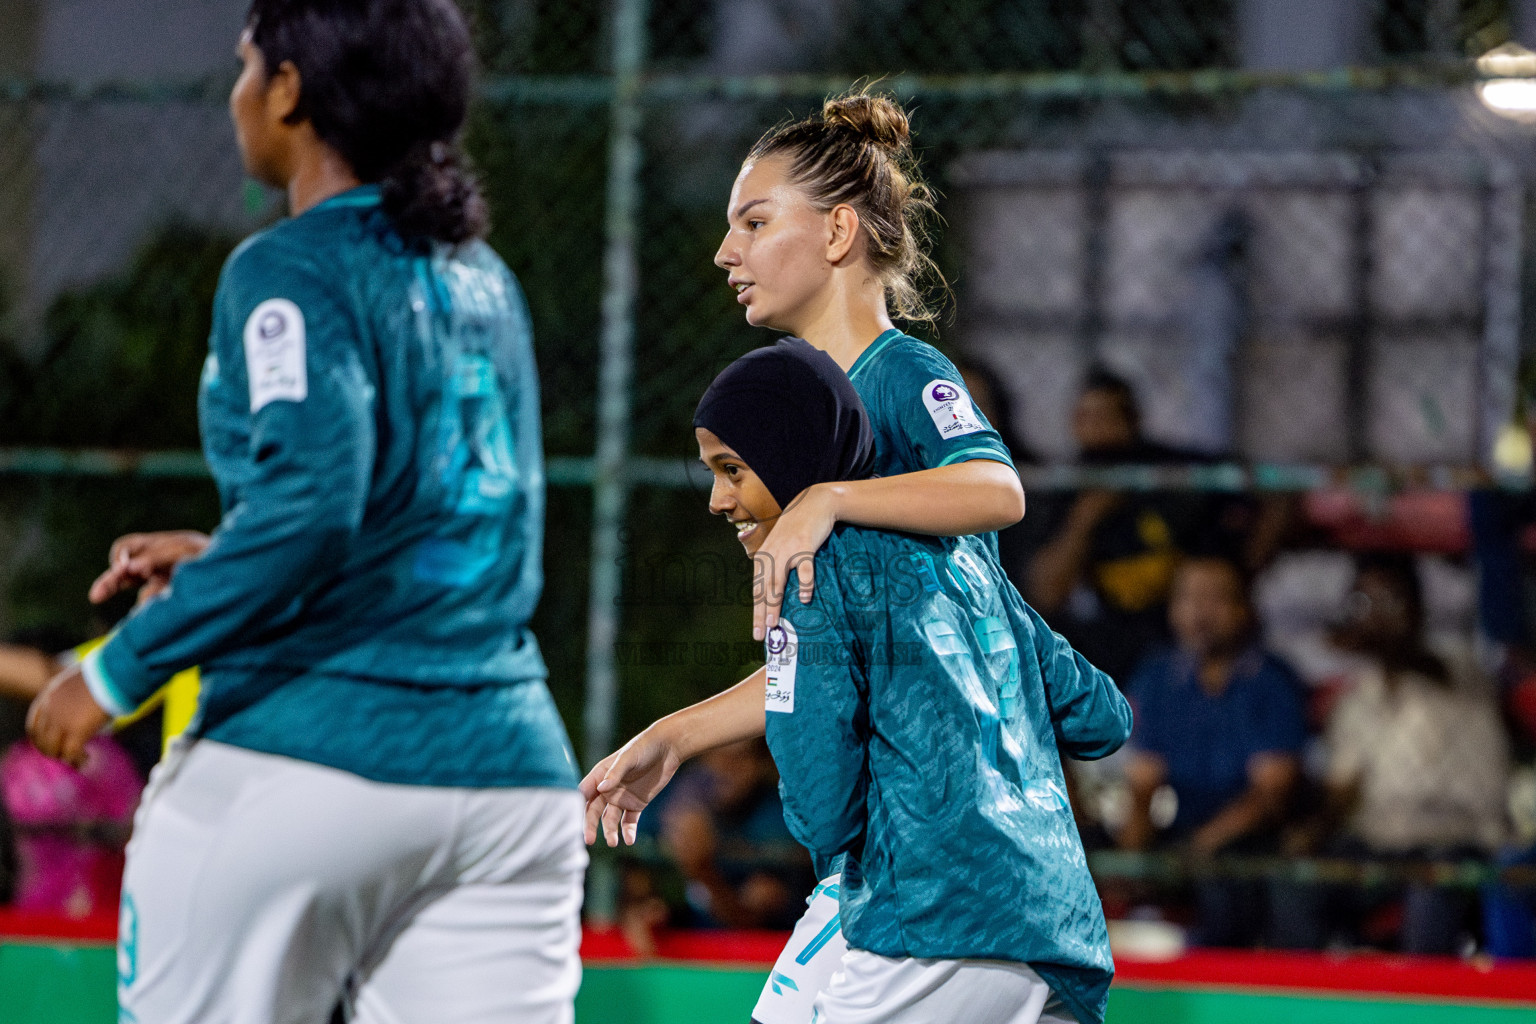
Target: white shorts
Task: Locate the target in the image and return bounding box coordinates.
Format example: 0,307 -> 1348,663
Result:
752,875 -> 1076,1024
752,876 -> 847,1024
118,739 -> 587,1024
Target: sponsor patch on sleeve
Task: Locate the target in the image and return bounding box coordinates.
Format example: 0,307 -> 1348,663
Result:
243,298 -> 308,412
922,379 -> 985,439
764,621 -> 798,714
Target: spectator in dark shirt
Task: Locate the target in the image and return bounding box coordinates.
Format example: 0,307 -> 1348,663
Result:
0,790 -> 13,905
1027,369 -> 1255,684
1118,555 -> 1308,946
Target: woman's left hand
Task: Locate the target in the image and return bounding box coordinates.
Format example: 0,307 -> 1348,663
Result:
753,484 -> 837,641
26,664 -> 110,768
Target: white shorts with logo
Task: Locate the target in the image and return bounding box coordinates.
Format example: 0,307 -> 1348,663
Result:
117,739 -> 587,1024
752,875 -> 1076,1024
752,876 -> 847,1024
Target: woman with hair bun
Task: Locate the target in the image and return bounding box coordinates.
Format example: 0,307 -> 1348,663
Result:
585,92 -> 1040,1022
28,2 -> 584,1021
723,90 -> 1027,638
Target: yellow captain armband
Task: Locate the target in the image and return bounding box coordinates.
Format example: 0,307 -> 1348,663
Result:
75,637 -> 201,756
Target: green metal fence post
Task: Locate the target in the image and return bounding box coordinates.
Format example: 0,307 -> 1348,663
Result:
582,0 -> 648,923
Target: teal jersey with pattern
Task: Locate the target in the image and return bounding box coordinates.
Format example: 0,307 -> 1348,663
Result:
846,329 -> 1014,477
90,186 -> 577,788
763,525 -> 1131,1024
845,329 -> 1014,558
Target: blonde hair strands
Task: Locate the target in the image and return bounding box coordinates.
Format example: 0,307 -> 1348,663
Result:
747,90 -> 946,326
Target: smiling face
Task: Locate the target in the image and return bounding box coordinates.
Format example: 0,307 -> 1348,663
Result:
713,155 -> 843,336
696,427 -> 783,555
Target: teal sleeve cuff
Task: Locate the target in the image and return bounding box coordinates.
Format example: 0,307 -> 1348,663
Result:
80,644 -> 136,718
91,634 -> 165,716
936,443 -> 1016,469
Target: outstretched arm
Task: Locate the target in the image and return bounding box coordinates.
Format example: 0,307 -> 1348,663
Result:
752,459 -> 1024,639
0,645 -> 57,702
1027,491 -> 1118,613
581,667 -> 767,847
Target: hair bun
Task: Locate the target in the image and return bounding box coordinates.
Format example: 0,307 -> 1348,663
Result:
822,93 -> 911,153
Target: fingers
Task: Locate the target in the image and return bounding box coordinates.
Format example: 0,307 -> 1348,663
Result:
601,799 -> 625,847
88,564 -> 136,604
114,532 -> 207,580
622,808 -> 641,846
91,534 -> 154,603
795,552 -> 816,605
753,550 -> 787,642
579,755 -> 615,801
26,696 -> 61,761
106,533 -> 148,569
584,793 -> 606,845
60,729 -> 89,770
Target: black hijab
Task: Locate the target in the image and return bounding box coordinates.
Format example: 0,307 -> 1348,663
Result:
694,338 -> 876,508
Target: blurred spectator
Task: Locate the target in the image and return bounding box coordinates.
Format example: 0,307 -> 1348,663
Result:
0,787 -> 13,905
1,736 -> 142,917
1026,368 -> 1261,684
1278,554 -> 1511,954
954,352 -> 1037,471
0,639 -> 59,908
1469,480 -> 1536,957
0,642 -> 57,702
659,738 -> 812,930
0,633 -> 148,916
1118,556 -> 1307,946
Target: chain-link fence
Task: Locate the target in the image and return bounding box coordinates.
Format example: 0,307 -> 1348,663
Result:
3,4 -> 1536,901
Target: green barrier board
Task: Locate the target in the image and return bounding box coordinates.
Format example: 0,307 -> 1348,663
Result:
2,943 -> 1531,1024
0,943 -> 117,1024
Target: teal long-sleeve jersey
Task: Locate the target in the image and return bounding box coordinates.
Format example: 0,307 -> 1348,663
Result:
846,328 -> 1014,479
83,186 -> 577,789
763,526 -> 1131,1024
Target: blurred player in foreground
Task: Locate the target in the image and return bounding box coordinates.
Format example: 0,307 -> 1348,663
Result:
27,2 -> 582,1021
613,340 -> 1128,1023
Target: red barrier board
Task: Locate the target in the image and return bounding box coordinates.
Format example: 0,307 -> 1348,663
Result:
1113,949 -> 1536,1005
581,926 -> 791,964
0,909 -> 117,943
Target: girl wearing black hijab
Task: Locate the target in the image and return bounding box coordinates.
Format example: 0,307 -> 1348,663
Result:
692,338 -> 877,556
603,340 -> 1131,1024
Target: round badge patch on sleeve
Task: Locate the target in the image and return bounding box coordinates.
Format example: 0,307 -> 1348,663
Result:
243,298 -> 308,412
922,379 -> 985,439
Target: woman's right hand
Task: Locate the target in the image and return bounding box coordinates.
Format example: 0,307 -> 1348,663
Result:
580,725 -> 686,848
89,531 -> 212,605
